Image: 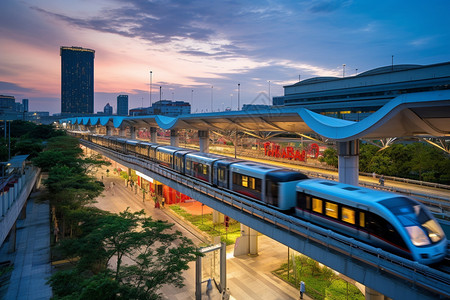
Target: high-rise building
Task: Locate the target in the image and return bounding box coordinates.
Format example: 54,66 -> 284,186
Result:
22,99 -> 29,112
117,95 -> 128,116
60,46 -> 95,114
103,103 -> 113,115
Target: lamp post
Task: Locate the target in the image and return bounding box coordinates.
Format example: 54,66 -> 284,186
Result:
343,64 -> 346,77
211,86 -> 213,112
238,83 -> 240,111
150,71 -> 152,107
191,89 -> 194,113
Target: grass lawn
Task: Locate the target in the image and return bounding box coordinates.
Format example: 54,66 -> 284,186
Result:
273,255 -> 364,300
169,204 -> 241,245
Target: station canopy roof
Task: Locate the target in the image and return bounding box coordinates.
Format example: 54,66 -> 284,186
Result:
60,90 -> 450,142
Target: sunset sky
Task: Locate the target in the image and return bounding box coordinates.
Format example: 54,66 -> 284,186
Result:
1,0 -> 449,115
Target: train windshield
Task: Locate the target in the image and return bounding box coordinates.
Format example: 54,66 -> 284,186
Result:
380,197 -> 445,246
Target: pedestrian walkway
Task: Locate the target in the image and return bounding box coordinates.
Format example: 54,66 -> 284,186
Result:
96,172 -> 313,300
0,191 -> 52,300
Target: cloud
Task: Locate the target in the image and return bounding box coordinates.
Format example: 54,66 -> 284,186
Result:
308,0 -> 352,13
0,81 -> 35,94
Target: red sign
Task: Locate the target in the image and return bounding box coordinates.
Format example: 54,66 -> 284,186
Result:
263,142 -> 319,161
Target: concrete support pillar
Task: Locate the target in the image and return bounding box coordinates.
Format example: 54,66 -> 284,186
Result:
106,126 -> 112,136
337,140 -> 359,186
233,224 -> 258,256
249,228 -> 259,256
130,126 -> 136,139
198,130 -> 210,153
7,222 -> 16,253
119,126 -> 126,137
0,193 -> 4,216
19,201 -> 27,220
212,210 -> 224,224
365,287 -> 384,300
150,127 -> 157,143
170,129 -> 179,147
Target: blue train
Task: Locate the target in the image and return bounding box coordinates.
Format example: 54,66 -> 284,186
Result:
78,133 -> 447,264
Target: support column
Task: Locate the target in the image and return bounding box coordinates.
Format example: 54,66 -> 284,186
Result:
170,129 -> 179,147
130,126 -> 136,139
212,210 -> 224,224
198,130 -> 210,153
19,201 -> 27,220
150,127 -> 157,143
249,228 -> 259,256
365,287 -> 384,300
337,140 -> 359,186
119,126 -> 126,137
234,224 -> 257,256
8,222 -> 16,253
106,126 -> 112,136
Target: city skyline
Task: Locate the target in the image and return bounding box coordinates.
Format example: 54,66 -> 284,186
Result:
1,0 -> 450,115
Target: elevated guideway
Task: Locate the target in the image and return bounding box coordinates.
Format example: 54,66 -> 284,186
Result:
81,139 -> 450,300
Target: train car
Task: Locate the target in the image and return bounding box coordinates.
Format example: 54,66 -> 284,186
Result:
125,140 -> 140,154
185,152 -> 225,182
136,141 -> 156,158
155,146 -> 185,168
230,162 -> 307,210
295,179 -> 447,264
174,149 -> 195,173
212,158 -> 242,188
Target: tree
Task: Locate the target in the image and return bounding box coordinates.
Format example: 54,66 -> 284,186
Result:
50,209 -> 201,300
319,147 -> 338,168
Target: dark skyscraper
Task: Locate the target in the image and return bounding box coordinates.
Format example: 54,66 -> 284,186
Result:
60,46 -> 95,114
117,95 -> 128,116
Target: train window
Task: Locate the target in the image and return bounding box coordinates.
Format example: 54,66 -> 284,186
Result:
255,178 -> 261,192
186,160 -> 191,171
359,212 -> 365,227
242,175 -> 248,187
218,168 -> 225,181
312,198 -> 323,214
249,177 -> 255,189
341,207 -> 355,224
325,202 -> 338,218
203,165 -> 208,175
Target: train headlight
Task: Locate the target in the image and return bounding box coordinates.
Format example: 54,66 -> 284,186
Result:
405,226 -> 430,246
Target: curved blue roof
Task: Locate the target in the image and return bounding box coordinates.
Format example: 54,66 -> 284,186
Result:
60,90 -> 450,141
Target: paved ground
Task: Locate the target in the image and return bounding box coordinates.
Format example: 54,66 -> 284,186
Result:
0,191 -> 52,300
96,172 -> 312,300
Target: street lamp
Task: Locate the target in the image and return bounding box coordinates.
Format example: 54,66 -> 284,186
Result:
150,71 -> 152,107
238,83 -> 240,111
211,85 -> 213,112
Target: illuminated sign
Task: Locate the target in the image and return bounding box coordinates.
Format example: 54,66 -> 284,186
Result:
263,142 -> 320,161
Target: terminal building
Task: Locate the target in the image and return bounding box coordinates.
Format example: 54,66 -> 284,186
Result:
129,100 -> 191,117
273,62 -> 450,121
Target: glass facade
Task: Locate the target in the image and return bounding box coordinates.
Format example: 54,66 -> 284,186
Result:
117,95 -> 128,116
60,46 -> 95,114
